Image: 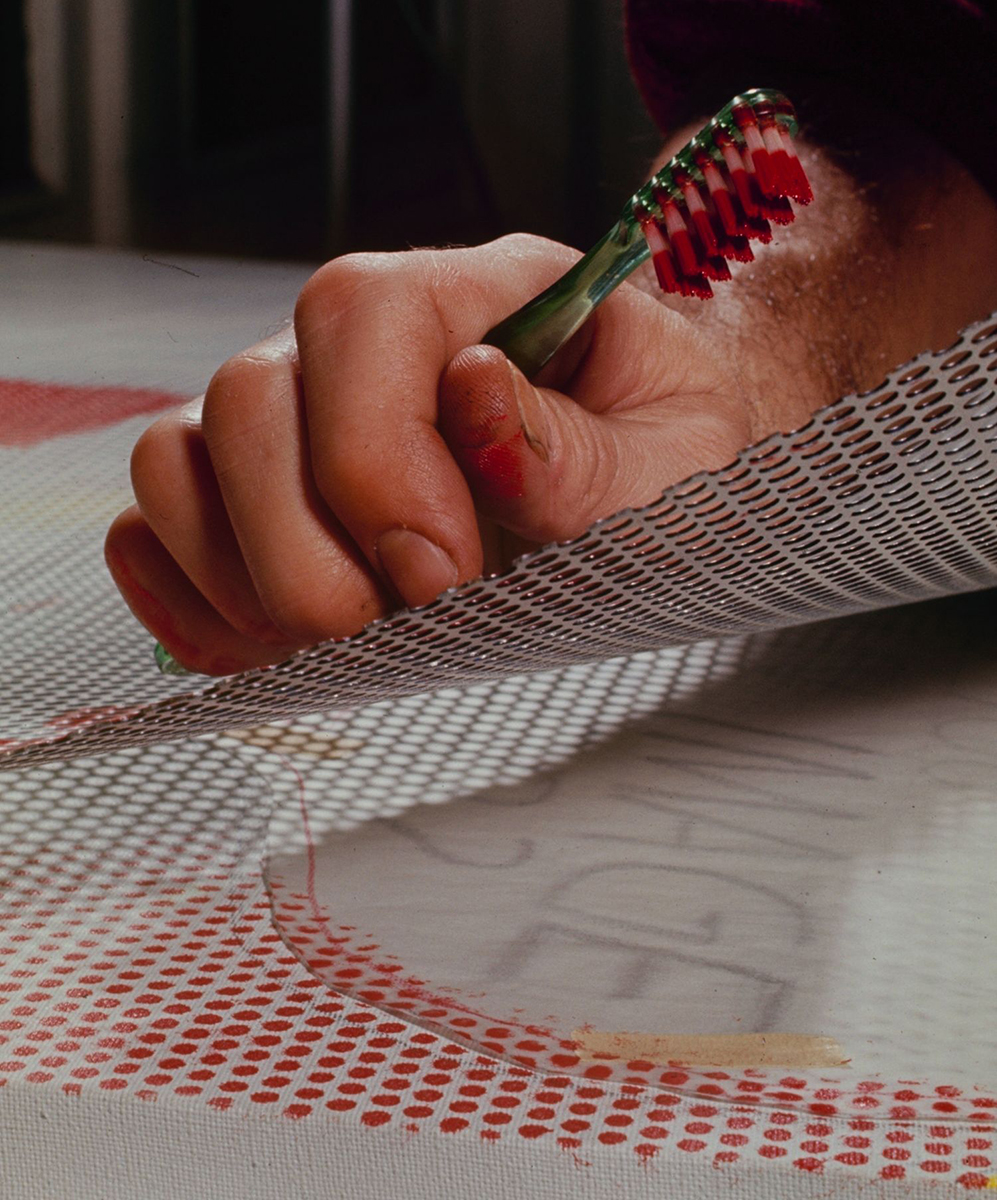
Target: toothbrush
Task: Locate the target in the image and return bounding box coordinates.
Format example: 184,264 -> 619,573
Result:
155,86 -> 811,676
484,86 -> 811,377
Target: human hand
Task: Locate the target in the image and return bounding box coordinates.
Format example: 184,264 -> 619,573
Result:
106,102 -> 997,676
105,234 -> 751,675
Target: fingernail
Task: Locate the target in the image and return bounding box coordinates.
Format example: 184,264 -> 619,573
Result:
508,360 -> 550,464
376,529 -> 459,608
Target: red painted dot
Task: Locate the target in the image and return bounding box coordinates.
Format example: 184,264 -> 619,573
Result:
640,1123 -> 669,1140
403,1105 -> 434,1119
685,1122 -> 712,1135
519,1125 -> 551,1140
560,1119 -> 589,1134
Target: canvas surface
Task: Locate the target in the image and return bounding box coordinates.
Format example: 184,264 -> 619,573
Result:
1,243 -> 995,1195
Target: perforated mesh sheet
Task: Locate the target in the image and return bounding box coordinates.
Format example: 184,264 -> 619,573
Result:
3,306 -> 997,1184
2,314 -> 996,769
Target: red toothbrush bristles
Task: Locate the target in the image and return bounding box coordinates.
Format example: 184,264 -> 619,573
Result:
758,190 -> 794,225
777,124 -> 813,204
674,171 -> 733,280
714,129 -> 759,217
657,195 -> 713,298
692,149 -> 750,247
657,195 -> 696,274
636,206 -> 685,295
636,106 -> 812,301
759,117 -> 797,198
732,104 -> 778,198
675,171 -> 717,253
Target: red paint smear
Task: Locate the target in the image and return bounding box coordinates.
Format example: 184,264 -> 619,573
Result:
1,704 -> 141,758
438,370 -> 531,502
464,431 -> 528,501
0,377 -> 182,447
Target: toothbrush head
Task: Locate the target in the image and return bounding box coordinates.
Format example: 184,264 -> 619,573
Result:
631,88 -> 812,299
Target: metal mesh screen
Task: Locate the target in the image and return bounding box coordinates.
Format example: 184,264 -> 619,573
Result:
2,313 -> 995,769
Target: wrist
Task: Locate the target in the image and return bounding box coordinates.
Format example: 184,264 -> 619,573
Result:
635,102 -> 997,441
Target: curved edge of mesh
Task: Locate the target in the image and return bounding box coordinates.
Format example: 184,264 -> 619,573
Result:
3,310 -> 996,768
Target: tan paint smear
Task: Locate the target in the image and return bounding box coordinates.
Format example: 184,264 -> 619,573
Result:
572,1030 -> 847,1068
221,726 -> 363,760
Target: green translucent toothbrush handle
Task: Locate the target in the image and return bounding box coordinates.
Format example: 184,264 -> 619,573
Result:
155,641 -> 192,676
483,221 -> 650,379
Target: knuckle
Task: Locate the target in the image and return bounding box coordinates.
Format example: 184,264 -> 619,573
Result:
203,353 -> 266,414
129,415 -> 183,511
492,231 -> 546,255
490,231 -> 573,265
129,415 -> 170,479
200,354 -> 274,448
294,252 -> 397,328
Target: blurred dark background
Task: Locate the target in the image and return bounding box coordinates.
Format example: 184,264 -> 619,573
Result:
0,0 -> 658,262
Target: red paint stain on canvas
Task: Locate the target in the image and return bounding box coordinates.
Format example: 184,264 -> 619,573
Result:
0,378 -> 182,446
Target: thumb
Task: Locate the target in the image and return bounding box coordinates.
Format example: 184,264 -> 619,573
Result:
438,343 -> 747,544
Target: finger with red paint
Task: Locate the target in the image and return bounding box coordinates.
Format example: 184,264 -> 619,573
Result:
437,282 -> 751,545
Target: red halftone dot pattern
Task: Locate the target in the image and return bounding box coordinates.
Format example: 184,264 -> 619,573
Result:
265,876 -> 997,1140
0,822 -> 993,1185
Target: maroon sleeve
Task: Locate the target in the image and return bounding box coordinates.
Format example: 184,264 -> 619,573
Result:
624,0 -> 997,195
